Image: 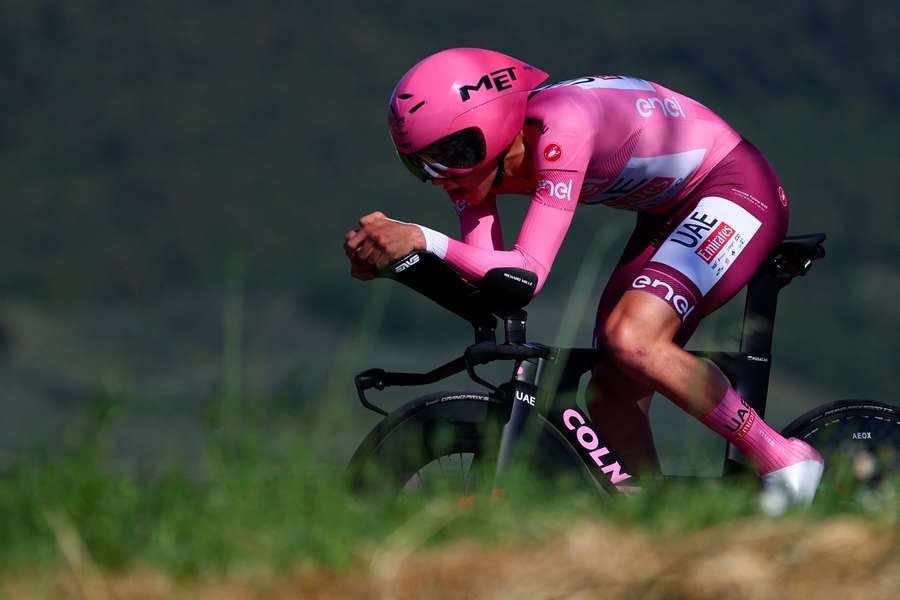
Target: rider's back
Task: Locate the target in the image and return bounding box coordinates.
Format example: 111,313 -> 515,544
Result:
524,76 -> 742,214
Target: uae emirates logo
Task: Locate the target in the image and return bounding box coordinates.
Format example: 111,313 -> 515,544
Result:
695,222 -> 736,263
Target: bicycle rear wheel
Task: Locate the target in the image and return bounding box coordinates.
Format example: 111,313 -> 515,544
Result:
780,399 -> 899,488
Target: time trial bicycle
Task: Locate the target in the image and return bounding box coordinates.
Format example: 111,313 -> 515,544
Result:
348,232 -> 899,499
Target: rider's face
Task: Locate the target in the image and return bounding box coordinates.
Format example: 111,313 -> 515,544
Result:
432,161 -> 498,204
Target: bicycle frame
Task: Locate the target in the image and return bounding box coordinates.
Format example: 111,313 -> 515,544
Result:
354,234 -> 826,492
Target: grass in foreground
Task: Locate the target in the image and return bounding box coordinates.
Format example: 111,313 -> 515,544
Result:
0,419 -> 897,581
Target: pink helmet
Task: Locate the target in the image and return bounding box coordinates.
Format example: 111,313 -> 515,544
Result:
388,48 -> 549,181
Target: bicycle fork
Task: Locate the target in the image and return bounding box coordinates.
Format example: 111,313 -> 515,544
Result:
492,352 -> 639,495
492,357 -> 544,489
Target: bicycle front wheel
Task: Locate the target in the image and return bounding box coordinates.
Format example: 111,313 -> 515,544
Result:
347,390 -> 503,497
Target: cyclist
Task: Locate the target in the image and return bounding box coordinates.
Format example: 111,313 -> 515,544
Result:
344,48 -> 823,506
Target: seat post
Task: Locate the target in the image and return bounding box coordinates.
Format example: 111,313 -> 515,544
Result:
739,272 -> 787,356
724,268 -> 791,474
735,269 -> 793,418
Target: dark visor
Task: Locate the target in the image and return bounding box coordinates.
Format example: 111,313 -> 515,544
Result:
398,127 -> 486,182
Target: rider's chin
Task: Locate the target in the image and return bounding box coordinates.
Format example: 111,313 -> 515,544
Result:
448,187 -> 475,202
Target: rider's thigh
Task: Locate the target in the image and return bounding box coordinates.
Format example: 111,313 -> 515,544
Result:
623,139 -> 790,339
600,291 -> 693,385
592,212 -> 669,347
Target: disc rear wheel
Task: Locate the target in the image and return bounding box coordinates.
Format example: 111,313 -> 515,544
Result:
780,400 -> 899,489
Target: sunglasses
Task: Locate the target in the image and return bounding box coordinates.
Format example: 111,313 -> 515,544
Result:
397,128 -> 486,182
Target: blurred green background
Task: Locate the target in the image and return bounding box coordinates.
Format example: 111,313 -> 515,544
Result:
1,0 -> 897,472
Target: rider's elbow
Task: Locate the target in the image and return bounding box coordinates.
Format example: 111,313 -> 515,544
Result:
512,248 -> 549,298
531,270 -> 549,297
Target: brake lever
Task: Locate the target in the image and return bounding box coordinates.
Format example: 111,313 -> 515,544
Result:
465,355 -> 499,393
463,343 -> 550,393
354,369 -> 388,416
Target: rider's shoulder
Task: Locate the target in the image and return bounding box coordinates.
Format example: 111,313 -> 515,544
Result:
527,82 -> 589,109
528,75 -> 663,110
525,85 -> 595,133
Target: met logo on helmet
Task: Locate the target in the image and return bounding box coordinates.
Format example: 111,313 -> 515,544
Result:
457,67 -> 518,102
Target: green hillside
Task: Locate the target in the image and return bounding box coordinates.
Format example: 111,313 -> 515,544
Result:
1,0 -> 898,431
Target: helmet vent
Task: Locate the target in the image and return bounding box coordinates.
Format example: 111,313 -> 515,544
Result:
409,100 -> 426,114
398,93 -> 414,100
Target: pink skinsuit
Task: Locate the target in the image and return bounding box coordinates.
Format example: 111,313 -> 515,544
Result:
415,75 -> 823,489
423,75 -> 789,343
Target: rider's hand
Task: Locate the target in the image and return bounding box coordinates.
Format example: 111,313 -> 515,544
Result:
344,212 -> 426,275
345,239 -> 379,280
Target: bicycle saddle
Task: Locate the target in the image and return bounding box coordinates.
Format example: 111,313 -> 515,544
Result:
775,233 -> 826,256
766,233 -> 826,277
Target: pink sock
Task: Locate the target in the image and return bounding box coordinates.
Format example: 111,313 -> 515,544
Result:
701,387 -> 822,475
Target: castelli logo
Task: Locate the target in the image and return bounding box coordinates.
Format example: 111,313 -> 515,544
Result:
543,143 -> 562,162
778,186 -> 788,207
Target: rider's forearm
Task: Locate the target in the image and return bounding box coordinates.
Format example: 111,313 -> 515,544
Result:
416,225 -> 549,293
416,201 -> 573,294
448,240 -> 548,289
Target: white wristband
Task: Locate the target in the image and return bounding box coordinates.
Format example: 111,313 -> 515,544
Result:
415,225 -> 449,260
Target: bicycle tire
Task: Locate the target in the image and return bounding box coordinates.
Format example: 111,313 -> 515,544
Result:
347,390 -> 502,495
780,399 -> 899,486
347,390 -> 593,497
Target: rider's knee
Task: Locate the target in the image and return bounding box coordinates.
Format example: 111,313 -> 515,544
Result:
602,317 -> 655,374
